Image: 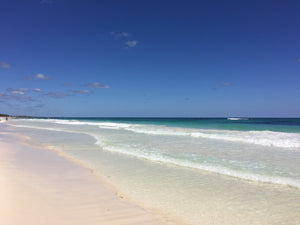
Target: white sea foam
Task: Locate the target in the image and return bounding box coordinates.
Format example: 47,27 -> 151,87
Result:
45,119 -> 131,129
227,117 -> 249,120
190,130 -> 300,148
9,119 -> 300,188
92,135 -> 300,189
13,118 -> 300,148
125,127 -> 300,148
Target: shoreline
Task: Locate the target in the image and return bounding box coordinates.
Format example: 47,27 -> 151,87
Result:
3,119 -> 300,225
0,125 -> 177,225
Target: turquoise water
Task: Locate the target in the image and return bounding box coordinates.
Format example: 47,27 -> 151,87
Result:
7,117 -> 300,224
10,117 -> 300,187
51,117 -> 300,132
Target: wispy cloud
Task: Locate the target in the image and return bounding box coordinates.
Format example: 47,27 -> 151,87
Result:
86,82 -> 109,89
7,88 -> 30,93
125,40 -> 138,48
6,88 -> 31,96
34,88 -> 42,93
26,74 -> 48,80
0,92 -> 34,102
69,89 -> 92,94
221,82 -> 231,86
110,32 -> 130,39
32,73 -> 49,80
110,32 -> 139,49
44,92 -> 69,99
11,91 -> 26,95
0,92 -> 12,100
0,62 -> 11,69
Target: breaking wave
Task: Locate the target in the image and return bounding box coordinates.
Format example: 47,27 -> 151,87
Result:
93,135 -> 300,189
15,118 -> 300,148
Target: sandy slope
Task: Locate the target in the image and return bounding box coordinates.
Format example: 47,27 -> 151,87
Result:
0,130 -> 176,225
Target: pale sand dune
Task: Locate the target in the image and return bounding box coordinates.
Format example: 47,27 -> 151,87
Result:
0,133 -> 176,225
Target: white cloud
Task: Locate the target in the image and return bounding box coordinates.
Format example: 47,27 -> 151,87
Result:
7,88 -> 30,94
126,40 -> 138,48
34,88 -> 42,92
0,92 -> 34,102
0,92 -> 12,100
0,62 -> 11,69
32,73 -> 49,80
120,32 -> 130,37
11,91 -> 25,95
86,82 -> 109,89
69,89 -> 92,94
110,32 -> 139,49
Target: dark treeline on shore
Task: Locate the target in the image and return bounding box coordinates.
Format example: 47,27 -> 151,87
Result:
0,114 -> 33,118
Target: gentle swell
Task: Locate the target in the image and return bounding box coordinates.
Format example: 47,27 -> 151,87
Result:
15,119 -> 300,148
93,135 -> 300,189
9,120 -> 300,189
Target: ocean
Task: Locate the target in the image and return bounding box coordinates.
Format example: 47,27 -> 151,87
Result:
8,117 -> 300,224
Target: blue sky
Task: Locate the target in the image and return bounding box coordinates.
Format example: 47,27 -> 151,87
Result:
1,0 -> 300,117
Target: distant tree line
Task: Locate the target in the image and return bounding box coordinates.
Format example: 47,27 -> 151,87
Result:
0,114 -> 34,118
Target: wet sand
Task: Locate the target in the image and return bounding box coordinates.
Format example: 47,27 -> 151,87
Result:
0,129 -> 176,225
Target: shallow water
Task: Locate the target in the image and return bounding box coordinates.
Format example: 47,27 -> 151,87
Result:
7,118 -> 300,224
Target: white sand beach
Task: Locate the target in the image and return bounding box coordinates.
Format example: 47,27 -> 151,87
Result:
0,125 -> 176,225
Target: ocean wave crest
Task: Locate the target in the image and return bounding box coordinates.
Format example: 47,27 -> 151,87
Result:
92,135 -> 300,189
14,118 -> 300,148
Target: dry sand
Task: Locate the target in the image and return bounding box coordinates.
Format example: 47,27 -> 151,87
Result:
0,128 -> 176,225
